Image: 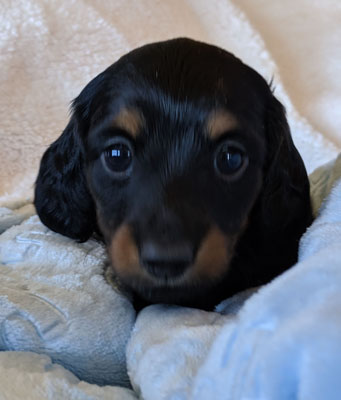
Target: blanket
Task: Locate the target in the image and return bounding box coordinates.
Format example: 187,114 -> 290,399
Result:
127,156 -> 341,400
1,156 -> 340,400
0,0 -> 340,399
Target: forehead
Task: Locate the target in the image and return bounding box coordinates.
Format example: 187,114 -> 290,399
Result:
89,39 -> 269,139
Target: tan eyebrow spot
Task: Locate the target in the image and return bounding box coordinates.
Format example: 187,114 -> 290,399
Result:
206,110 -> 239,139
112,108 -> 144,138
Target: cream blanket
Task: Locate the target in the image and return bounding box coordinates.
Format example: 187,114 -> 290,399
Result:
1,0 -> 340,201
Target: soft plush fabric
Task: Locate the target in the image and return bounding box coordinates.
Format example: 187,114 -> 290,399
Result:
236,0 -> 341,147
0,352 -> 137,400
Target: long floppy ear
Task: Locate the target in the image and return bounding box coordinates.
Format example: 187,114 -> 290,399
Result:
34,115 -> 96,242
259,94 -> 312,251
34,71 -> 109,241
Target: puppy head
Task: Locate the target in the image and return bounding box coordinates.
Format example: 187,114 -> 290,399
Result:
35,38 -> 311,307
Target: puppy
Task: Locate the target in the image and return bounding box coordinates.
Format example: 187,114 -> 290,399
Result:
34,38 -> 312,310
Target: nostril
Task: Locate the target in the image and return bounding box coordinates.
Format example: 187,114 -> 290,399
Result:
140,241 -> 193,279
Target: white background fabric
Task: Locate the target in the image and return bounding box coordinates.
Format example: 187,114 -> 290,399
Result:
0,0 -> 340,200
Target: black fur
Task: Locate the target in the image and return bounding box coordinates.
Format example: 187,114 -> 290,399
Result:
35,38 -> 312,310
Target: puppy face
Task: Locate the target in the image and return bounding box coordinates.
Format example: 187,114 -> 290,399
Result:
35,38 -> 312,308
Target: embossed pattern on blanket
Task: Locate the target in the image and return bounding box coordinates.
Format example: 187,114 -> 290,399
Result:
0,213 -> 136,386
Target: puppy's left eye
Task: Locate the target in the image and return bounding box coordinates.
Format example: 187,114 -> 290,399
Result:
101,138 -> 133,178
214,142 -> 248,180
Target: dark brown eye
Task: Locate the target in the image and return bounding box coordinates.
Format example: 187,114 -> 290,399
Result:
214,142 -> 248,180
102,138 -> 133,178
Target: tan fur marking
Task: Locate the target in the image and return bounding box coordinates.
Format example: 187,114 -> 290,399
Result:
107,224 -> 241,288
113,108 -> 143,137
191,226 -> 236,281
109,224 -> 141,277
206,110 -> 239,139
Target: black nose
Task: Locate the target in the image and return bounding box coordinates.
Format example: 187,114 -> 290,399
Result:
141,241 -> 193,280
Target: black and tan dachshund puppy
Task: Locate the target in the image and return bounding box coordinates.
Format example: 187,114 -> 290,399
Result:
35,38 -> 312,310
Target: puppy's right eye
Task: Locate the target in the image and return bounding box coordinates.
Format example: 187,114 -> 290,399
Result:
101,138 -> 133,178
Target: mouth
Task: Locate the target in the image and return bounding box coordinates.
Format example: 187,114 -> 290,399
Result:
141,260 -> 190,283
